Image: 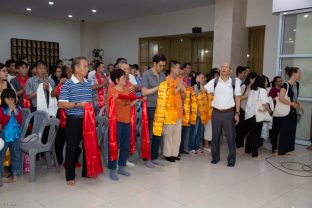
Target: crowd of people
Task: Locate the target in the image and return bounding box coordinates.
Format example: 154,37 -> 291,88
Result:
0,53 -> 308,186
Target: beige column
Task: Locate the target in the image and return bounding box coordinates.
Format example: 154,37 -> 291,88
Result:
80,22 -> 101,62
213,0 -> 248,70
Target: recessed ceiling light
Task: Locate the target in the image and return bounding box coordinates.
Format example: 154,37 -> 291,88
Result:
92,9 -> 97,13
283,12 -> 288,15
68,14 -> 73,18
48,1 -> 54,5
293,28 -> 296,32
304,14 -> 309,18
26,8 -> 32,11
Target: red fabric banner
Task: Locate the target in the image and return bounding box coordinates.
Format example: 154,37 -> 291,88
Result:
129,105 -> 136,154
17,75 -> 31,109
83,103 -> 103,177
141,100 -> 151,160
56,84 -> 67,128
108,96 -> 118,161
95,72 -> 105,110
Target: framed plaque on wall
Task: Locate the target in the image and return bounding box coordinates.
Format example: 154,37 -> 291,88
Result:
11,38 -> 60,66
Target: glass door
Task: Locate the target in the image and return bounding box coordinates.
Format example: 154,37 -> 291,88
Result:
277,9 -> 312,144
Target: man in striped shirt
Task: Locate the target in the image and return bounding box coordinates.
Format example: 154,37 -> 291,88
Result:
58,57 -> 93,186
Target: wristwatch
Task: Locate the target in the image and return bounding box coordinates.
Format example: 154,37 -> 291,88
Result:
235,111 -> 240,115
74,102 -> 78,108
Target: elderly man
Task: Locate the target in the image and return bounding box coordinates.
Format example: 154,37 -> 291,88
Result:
58,57 -> 93,185
204,62 -> 241,167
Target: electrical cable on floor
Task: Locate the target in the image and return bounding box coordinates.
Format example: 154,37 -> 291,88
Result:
265,155 -> 312,177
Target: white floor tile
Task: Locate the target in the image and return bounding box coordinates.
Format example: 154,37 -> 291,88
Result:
1,143 -> 311,208
112,190 -> 182,208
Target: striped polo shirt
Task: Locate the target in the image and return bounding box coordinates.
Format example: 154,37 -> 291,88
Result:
59,75 -> 93,117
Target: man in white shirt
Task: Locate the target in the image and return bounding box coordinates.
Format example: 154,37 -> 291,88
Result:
234,66 -> 248,149
204,62 -> 241,167
87,59 -> 100,80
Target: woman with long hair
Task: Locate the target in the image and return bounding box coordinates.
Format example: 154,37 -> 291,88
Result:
235,72 -> 257,151
275,67 -> 303,155
244,75 -> 272,157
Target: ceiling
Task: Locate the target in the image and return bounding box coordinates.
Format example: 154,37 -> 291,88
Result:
0,0 -> 215,23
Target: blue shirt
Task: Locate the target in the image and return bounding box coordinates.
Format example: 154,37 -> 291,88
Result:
59,75 -> 93,117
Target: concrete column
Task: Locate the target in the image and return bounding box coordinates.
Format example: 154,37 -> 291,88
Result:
213,0 -> 248,70
80,22 -> 101,62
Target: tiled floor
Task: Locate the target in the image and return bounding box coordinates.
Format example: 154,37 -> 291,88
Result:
1,143 -> 312,208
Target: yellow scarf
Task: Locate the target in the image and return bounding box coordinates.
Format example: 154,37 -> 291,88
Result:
198,92 -> 210,124
189,89 -> 198,125
207,93 -> 214,120
182,87 -> 191,126
153,81 -> 168,136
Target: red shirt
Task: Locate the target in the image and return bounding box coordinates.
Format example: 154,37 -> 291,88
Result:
268,87 -> 280,99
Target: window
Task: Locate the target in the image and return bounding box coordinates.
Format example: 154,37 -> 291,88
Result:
277,9 -> 312,142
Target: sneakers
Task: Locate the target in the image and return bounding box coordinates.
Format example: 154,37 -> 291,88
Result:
126,160 -> 135,167
144,161 -> 155,168
195,149 -> 203,154
189,150 -> 196,155
110,170 -> 119,181
151,159 -> 165,166
118,166 -> 131,176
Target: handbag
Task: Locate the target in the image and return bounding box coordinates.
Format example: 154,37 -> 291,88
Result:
255,89 -> 272,122
273,83 -> 290,117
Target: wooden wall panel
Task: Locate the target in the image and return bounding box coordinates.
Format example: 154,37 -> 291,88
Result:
139,32 -> 213,74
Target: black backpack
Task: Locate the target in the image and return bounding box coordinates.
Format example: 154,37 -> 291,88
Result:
213,77 -> 236,92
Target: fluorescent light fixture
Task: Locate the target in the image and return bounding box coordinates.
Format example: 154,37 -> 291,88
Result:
92,9 -> 97,13
68,14 -> 73,18
304,14 -> 309,18
283,12 -> 288,15
48,1 -> 54,5
26,8 -> 32,11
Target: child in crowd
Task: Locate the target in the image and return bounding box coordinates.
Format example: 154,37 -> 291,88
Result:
188,73 -> 205,154
107,68 -> 137,181
0,88 -> 22,183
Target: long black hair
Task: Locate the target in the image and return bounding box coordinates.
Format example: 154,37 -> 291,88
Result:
243,72 -> 257,87
262,75 -> 270,88
206,68 -> 220,82
271,76 -> 281,88
251,75 -> 266,91
1,88 -> 17,109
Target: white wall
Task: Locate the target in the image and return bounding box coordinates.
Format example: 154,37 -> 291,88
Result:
100,5 -> 215,65
246,0 -> 280,79
273,0 -> 312,13
0,11 -> 81,62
